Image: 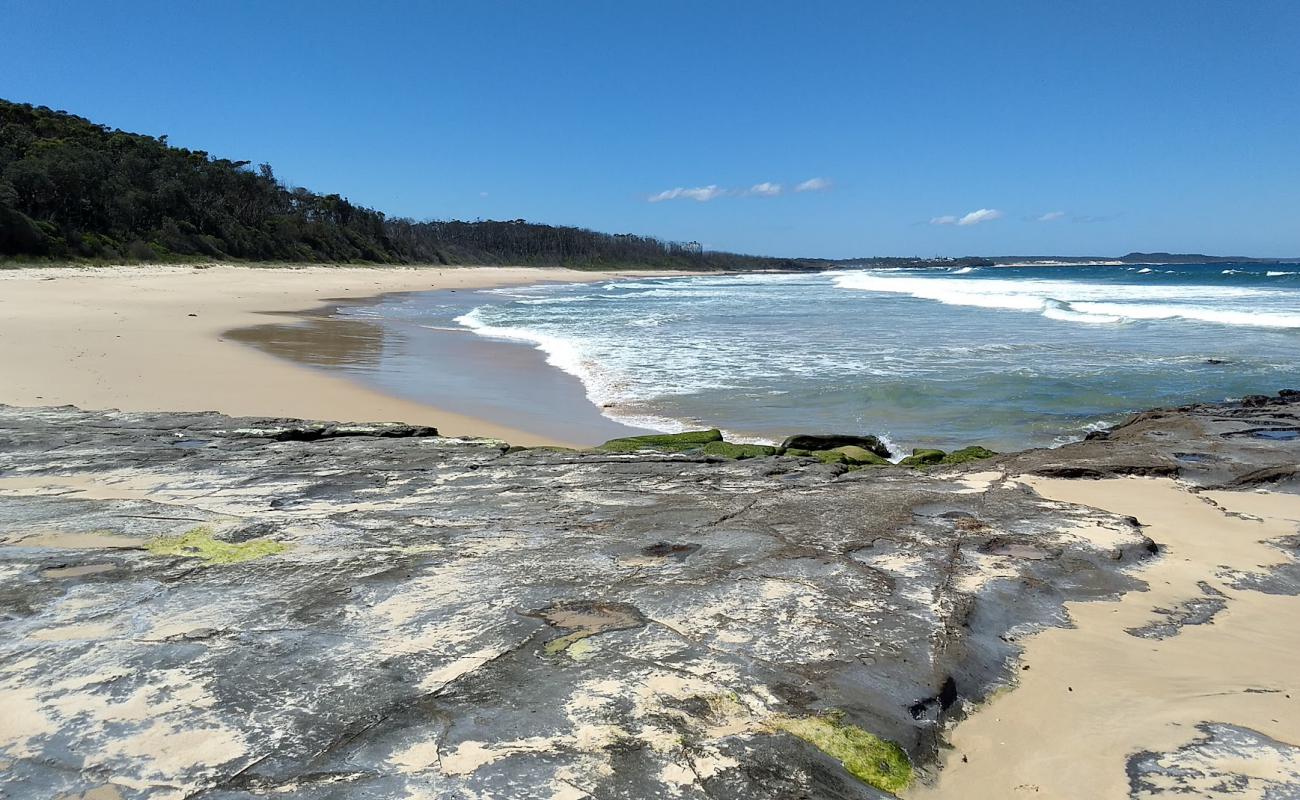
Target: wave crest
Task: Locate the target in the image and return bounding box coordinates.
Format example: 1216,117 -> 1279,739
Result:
831,272 -> 1300,329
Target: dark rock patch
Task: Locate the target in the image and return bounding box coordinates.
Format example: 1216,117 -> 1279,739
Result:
1127,723 -> 1300,798
1126,582 -> 1228,639
780,434 -> 892,459
641,541 -> 701,560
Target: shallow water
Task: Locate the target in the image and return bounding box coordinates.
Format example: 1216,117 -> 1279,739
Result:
291,263 -> 1300,453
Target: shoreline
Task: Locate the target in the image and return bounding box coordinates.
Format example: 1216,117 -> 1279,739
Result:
0,264 -> 691,447
227,287 -> 656,446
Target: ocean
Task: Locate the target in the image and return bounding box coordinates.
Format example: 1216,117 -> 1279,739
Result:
332,263 -> 1300,454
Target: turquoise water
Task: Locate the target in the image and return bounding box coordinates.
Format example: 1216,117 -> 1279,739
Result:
351,263 -> 1300,453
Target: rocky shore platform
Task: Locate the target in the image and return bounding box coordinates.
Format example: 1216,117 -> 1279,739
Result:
1,392 -> 1298,799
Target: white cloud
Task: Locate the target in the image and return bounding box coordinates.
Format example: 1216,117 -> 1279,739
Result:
747,181 -> 782,197
931,208 -> 1004,226
957,208 -> 1003,226
794,177 -> 831,192
648,185 -> 725,203
1037,210 -> 1065,222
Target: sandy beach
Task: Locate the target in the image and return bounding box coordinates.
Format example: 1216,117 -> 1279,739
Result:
1,264 -> 1298,798
0,264 -> 680,447
909,476 -> 1300,798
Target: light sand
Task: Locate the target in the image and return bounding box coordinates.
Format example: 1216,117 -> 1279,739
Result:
0,264 -> 680,446
909,477 -> 1300,799
5,265 -> 1299,795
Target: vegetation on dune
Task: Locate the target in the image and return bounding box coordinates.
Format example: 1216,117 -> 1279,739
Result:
0,99 -> 814,270
0,101 -> 396,263
385,218 -> 806,271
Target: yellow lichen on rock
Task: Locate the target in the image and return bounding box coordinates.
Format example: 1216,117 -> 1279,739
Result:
146,526 -> 288,564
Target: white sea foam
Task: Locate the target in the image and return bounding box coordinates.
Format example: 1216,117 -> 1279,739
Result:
1071,302 -> 1300,328
455,305 -> 783,439
951,266 -> 978,274
830,271 -> 1299,329
1267,271 -> 1295,277
454,307 -> 619,407
1040,299 -> 1123,324
441,269 -> 1300,454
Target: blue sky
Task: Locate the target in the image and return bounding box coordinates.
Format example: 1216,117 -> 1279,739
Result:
3,1 -> 1298,258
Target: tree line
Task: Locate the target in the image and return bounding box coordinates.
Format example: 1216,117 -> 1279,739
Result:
0,100 -> 811,270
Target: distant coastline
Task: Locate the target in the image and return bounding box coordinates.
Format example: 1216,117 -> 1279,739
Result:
5,101 -> 1298,273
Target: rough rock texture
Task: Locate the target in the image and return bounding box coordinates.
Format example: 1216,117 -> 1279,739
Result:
0,396 -> 1294,799
1127,723 -> 1300,798
1002,389 -> 1300,490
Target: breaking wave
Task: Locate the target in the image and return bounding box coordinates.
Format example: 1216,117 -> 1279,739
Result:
831,271 -> 1300,329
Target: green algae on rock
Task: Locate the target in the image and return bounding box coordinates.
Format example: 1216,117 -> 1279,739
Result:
597,429 -> 724,453
7,400 -> 1268,798
771,712 -> 913,794
810,449 -> 851,465
943,445 -> 999,464
898,449 -> 947,467
831,445 -> 891,466
698,441 -> 779,459
899,445 -> 1000,468
780,434 -> 892,459
146,526 -> 289,564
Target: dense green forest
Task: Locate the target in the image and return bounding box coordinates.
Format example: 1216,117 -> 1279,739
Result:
0,100 -> 809,270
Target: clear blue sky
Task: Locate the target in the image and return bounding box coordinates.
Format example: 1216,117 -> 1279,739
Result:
3,1 -> 1298,258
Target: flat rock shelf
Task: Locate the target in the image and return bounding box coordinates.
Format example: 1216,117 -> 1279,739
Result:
0,393 -> 1297,799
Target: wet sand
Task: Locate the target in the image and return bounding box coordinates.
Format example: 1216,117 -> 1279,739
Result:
909,477 -> 1300,799
4,265 -> 1299,797
226,293 -> 650,445
0,265 -> 681,446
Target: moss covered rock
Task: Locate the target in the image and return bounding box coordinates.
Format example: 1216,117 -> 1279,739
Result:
698,441 -> 779,459
898,445 -> 999,468
898,448 -> 947,467
831,446 -> 891,466
944,445 -> 999,464
597,429 -> 723,453
771,712 -> 912,793
780,434 -> 892,459
810,449 -> 851,464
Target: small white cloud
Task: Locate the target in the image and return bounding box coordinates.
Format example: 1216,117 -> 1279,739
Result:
1038,211 -> 1065,222
479,191 -> 490,197
747,181 -> 782,197
794,177 -> 831,192
957,208 -> 1003,226
930,215 -> 958,226
648,185 -> 725,203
